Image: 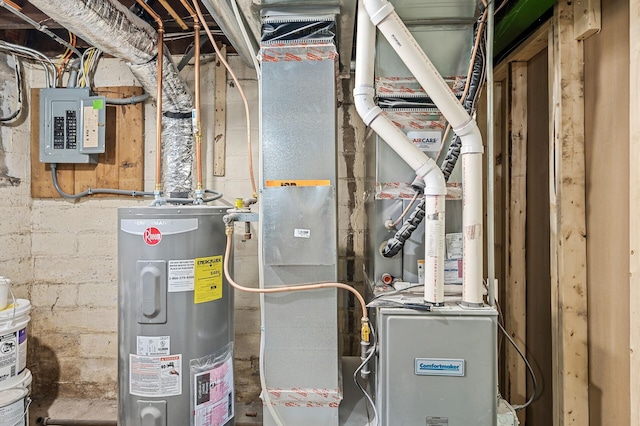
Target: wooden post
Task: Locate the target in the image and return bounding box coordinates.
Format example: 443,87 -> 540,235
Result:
506,62 -> 528,424
548,3 -> 590,424
213,45 -> 227,177
629,0 -> 640,423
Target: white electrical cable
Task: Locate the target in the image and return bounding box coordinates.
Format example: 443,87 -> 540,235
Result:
0,41 -> 56,87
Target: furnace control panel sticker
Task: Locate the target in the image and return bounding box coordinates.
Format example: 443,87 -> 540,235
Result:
130,354 -> 182,397
194,256 -> 223,304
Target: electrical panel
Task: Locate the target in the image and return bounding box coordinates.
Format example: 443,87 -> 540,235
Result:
39,88 -> 106,164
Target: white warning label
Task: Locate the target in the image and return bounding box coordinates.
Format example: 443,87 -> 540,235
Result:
136,336 -> 170,356
194,355 -> 234,426
0,328 -> 26,384
168,259 -> 195,292
130,354 -> 182,397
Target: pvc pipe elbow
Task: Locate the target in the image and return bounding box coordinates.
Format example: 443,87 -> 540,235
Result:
415,160 -> 446,196
363,0 -> 395,26
353,87 -> 382,126
454,120 -> 484,154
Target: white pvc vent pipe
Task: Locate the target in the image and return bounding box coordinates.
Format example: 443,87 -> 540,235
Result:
354,0 -> 446,304
361,0 -> 485,306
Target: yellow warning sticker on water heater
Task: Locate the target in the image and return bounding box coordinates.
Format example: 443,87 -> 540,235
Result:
194,256 -> 223,304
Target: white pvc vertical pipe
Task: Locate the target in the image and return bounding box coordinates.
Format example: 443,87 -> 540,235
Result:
424,194 -> 445,304
364,0 -> 485,306
486,0 -> 496,307
462,153 -> 484,305
354,0 -> 447,303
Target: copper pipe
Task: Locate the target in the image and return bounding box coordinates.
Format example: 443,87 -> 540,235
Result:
135,0 -> 164,193
181,0 -> 203,192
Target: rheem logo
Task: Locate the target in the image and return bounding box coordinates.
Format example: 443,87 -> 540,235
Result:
143,227 -> 162,246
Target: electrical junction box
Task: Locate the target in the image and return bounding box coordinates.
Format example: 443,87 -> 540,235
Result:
497,398 -> 519,426
39,87 -> 106,164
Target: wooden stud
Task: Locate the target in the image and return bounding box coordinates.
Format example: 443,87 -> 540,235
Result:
213,45 -> 227,177
506,62 -> 528,424
573,0 -> 601,40
156,0 -> 189,30
630,0 -> 640,422
548,3 -> 590,425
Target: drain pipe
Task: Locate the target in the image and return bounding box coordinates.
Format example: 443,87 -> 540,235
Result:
354,0 -> 446,305
363,0 -> 485,306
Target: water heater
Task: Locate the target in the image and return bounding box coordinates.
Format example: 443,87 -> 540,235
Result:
118,205 -> 234,426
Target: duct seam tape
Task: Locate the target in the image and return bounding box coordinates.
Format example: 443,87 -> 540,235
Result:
260,388 -> 343,408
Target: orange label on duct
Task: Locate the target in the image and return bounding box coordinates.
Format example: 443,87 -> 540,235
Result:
265,180 -> 331,187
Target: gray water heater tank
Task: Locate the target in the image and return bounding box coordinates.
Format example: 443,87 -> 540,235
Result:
118,206 -> 234,426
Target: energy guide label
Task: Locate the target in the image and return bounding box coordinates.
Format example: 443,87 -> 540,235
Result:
130,354 -> 182,397
168,259 -> 195,292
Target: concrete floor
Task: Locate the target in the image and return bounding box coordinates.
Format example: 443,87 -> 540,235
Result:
29,398 -> 263,425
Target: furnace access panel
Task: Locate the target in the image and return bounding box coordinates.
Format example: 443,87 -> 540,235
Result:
39,87 -> 106,164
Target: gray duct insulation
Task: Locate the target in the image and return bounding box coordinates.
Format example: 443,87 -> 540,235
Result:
28,0 -> 194,195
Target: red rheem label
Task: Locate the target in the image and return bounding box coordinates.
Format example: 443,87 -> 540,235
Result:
143,227 -> 162,246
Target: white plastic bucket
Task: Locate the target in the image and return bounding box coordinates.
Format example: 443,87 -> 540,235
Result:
0,387 -> 29,426
0,300 -> 31,390
14,369 -> 31,395
0,277 -> 10,311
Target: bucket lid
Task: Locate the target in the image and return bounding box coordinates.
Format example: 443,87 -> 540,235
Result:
0,299 -> 31,319
0,387 -> 28,406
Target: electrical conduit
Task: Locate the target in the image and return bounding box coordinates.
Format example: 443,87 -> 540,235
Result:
354,0 -> 446,305
362,0 -> 485,306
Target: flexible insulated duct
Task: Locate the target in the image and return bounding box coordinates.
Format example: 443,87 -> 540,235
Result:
28,0 -> 194,196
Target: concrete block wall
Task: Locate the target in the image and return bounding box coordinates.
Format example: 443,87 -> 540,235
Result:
0,50 -> 364,405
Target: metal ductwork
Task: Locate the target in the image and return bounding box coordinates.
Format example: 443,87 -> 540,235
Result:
27,0 -> 194,196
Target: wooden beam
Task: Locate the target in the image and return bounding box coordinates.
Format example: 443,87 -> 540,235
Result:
573,0 -> 601,40
213,45 -> 227,177
156,0 -> 188,30
506,62 -> 528,424
548,3 -> 590,424
629,0 -> 640,423
495,20 -> 551,82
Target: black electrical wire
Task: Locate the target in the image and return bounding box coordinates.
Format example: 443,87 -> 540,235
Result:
498,321 -> 538,411
381,8 -> 487,258
440,9 -> 487,181
354,323 -> 379,426
381,196 -> 425,258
